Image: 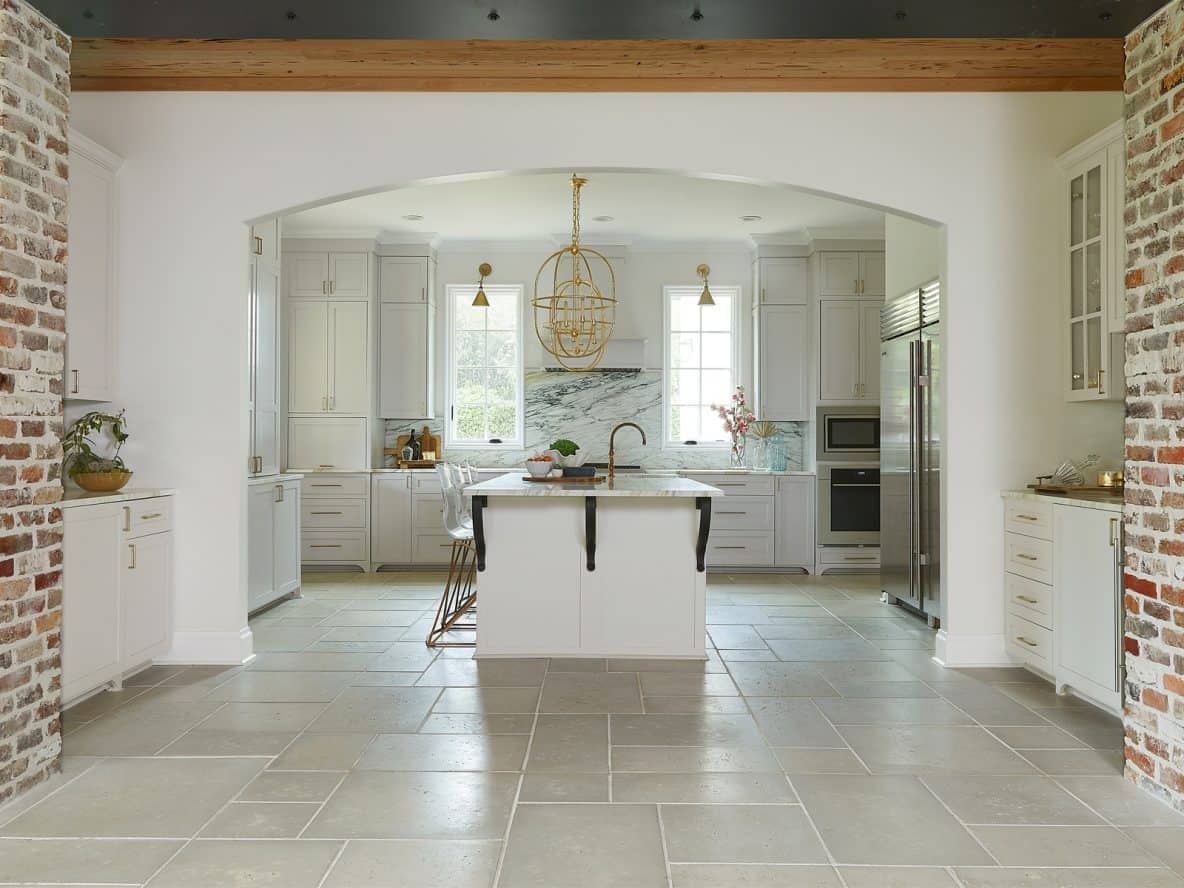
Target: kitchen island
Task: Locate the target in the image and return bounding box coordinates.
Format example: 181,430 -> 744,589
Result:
465,473 -> 723,658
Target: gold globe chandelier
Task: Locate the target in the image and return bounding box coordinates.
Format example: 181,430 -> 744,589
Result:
532,174 -> 617,371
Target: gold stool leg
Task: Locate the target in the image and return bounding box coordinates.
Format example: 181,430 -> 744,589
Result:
427,538 -> 477,648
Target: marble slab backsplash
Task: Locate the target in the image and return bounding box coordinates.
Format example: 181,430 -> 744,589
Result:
385,370 -> 806,471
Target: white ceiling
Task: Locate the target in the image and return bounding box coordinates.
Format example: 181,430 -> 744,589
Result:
281,171 -> 884,245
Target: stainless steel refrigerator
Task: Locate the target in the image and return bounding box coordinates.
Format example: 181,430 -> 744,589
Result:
880,281 -> 941,627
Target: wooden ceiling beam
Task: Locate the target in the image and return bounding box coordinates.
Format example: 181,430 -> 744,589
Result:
69,38 -> 1124,92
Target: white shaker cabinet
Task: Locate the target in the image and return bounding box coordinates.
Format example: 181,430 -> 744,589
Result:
371,473 -> 414,566
1053,503 -> 1122,714
774,475 -> 815,570
248,476 -> 301,613
819,299 -> 881,402
757,258 -> 807,305
380,257 -> 430,303
285,252 -> 368,299
65,131 -> 121,403
62,493 -> 175,707
817,251 -> 884,297
757,305 -> 809,421
287,301 -> 369,415
379,282 -> 435,419
858,253 -> 886,297
61,502 -> 122,703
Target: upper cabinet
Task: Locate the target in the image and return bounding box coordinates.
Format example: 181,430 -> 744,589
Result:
757,258 -> 807,305
65,131 -> 121,402
380,257 -> 431,303
817,251 -> 884,297
757,305 -> 809,421
285,252 -> 368,299
819,298 -> 880,402
1058,122 -> 1124,403
288,300 -> 369,415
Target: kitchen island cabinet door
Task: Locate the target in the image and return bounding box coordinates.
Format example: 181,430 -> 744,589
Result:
1052,504 -> 1121,714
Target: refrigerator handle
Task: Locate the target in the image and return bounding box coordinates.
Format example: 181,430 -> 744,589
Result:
908,339 -> 918,598
917,339 -> 931,602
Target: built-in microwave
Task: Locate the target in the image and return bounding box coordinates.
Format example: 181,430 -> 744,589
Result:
816,406 -> 880,462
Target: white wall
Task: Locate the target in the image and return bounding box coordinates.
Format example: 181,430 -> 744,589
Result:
70,91 -> 1121,666
885,214 -> 941,300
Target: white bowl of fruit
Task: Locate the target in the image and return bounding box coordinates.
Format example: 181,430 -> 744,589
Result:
525,455 -> 555,478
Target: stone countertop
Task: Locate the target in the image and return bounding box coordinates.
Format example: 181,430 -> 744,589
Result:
334,467 -> 815,476
1002,489 -> 1124,513
467,474 -> 723,498
248,473 -> 304,485
60,487 -> 176,509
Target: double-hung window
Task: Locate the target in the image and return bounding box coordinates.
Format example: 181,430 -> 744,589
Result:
446,283 -> 525,447
664,284 -> 739,446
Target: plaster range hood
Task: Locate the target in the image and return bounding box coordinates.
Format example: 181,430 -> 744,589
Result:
540,338 -> 649,371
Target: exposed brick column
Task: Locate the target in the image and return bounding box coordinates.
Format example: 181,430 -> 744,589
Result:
0,0 -> 69,804
1124,1 -> 1184,812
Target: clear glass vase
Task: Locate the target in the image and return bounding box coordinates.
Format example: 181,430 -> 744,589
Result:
730,434 -> 746,468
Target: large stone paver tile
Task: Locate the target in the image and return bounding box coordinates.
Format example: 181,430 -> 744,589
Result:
305,771 -> 517,839
921,776 -> 1104,825
793,774 -> 993,866
662,804 -> 827,864
305,686 -> 439,733
839,725 -> 1038,776
0,837 -> 182,884
322,839 -> 501,888
1,757 -> 263,838
356,732 -> 529,771
146,838 -> 342,887
969,825 -> 1163,867
499,803 -> 666,887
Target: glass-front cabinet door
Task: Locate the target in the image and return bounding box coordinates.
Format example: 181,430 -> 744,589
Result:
1060,122 -> 1123,403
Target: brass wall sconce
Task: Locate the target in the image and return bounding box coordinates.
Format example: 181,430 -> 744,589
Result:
696,263 -> 715,306
473,262 -> 493,307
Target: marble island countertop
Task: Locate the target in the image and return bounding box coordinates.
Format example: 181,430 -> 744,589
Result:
467,474 -> 723,498
1002,489 -> 1123,513
313,466 -> 815,476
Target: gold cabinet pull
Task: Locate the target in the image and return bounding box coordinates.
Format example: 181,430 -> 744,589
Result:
322,280 -> 328,294
310,544 -> 342,549
329,280 -> 335,294
1015,514 -> 1039,521
1015,594 -> 1039,604
843,555 -> 877,561
1097,369 -> 1105,395
1015,636 -> 1038,648
253,235 -> 263,255
714,546 -> 748,550
275,484 -> 284,503
128,543 -> 137,570
310,483 -> 342,488
122,506 -> 131,532
140,512 -> 162,520
70,369 -> 79,394
310,511 -> 343,516
1016,553 -> 1038,562
717,511 -> 747,515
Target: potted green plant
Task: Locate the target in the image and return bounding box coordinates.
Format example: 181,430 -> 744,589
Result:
63,409 -> 133,492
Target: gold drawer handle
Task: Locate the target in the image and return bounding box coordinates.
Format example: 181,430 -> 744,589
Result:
1015,595 -> 1039,604
140,512 -> 163,520
1015,636 -> 1039,648
311,483 -> 343,488
1015,554 -> 1039,562
717,511 -> 747,515
843,556 -> 877,561
310,544 -> 342,549
1015,514 -> 1039,521
310,511 -> 344,516
714,546 -> 748,550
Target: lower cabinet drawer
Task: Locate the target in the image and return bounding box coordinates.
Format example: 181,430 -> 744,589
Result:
123,497 -> 174,538
302,473 -> 369,498
1004,532 -> 1053,583
705,532 -> 774,567
816,546 -> 880,568
302,498 -> 367,530
683,473 -> 776,497
711,495 -> 775,531
1005,571 -> 1052,628
1005,610 -> 1053,672
413,533 -> 461,564
302,530 -> 368,562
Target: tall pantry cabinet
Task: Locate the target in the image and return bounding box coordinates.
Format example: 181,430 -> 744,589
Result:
246,218 -> 301,613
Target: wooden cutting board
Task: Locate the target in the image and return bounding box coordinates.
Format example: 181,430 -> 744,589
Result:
391,425 -> 439,459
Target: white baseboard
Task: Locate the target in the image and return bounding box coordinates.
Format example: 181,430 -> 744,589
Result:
157,626 -> 254,665
934,630 -> 1014,668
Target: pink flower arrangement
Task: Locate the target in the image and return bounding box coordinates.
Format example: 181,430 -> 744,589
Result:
712,385 -> 755,465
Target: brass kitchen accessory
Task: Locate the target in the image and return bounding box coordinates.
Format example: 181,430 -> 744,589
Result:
1097,470 -> 1124,488
696,263 -> 715,307
472,263 -> 492,307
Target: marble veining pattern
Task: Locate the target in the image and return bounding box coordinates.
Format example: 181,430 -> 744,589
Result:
60,488 -> 177,510
386,370 -> 806,471
466,474 -> 723,498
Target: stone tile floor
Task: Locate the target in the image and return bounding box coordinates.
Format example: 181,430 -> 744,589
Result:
1,571 -> 1182,886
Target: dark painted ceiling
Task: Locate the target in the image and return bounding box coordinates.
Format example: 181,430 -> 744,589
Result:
27,0 -> 1168,40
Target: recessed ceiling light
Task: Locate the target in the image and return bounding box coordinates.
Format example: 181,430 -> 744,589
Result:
402,214 -> 424,221
739,215 -> 763,223
592,215 -> 614,223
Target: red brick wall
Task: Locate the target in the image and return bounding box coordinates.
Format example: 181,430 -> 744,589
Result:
1124,1 -> 1184,811
0,0 -> 69,804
